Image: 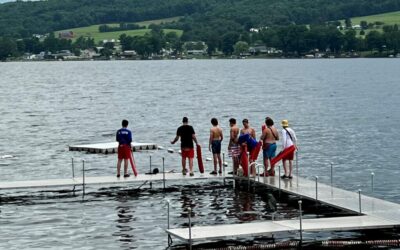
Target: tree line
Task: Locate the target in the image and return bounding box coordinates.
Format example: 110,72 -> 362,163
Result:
2,23 -> 399,60
99,23 -> 145,33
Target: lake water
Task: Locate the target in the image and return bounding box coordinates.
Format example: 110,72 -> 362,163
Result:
0,59 -> 400,249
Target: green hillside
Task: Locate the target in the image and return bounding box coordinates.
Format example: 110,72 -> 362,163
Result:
1,0 -> 400,39
55,17 -> 183,43
349,11 -> 400,26
339,11 -> 400,37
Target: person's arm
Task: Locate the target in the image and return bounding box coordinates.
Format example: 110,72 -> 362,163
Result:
209,129 -> 213,151
292,129 -> 298,149
170,135 -> 179,144
251,128 -> 256,140
128,130 -> 132,146
281,130 -> 287,149
192,134 -> 198,145
260,129 -> 267,141
275,128 -> 279,140
220,128 -> 223,142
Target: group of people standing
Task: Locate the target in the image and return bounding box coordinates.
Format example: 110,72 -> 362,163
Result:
169,116 -> 297,179
115,116 -> 297,179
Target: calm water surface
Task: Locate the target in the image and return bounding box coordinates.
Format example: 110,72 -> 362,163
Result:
0,59 -> 400,249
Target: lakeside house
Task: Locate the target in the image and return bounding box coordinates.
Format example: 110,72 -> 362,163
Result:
58,31 -> 74,39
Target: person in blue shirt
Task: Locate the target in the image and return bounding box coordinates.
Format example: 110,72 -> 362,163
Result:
116,119 -> 132,177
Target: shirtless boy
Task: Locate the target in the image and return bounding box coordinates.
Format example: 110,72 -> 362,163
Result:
228,118 -> 240,174
260,117 -> 279,176
209,118 -> 223,174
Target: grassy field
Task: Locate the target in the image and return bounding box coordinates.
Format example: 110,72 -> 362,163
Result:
339,11 -> 400,37
348,11 -> 400,26
55,17 -> 182,43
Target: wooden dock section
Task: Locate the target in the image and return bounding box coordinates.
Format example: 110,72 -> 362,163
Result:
167,215 -> 398,242
68,142 -> 158,154
166,173 -> 400,243
0,173 -> 226,190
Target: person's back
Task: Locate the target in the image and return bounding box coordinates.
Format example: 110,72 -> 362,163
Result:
263,126 -> 279,144
210,126 -> 222,140
281,127 -> 297,149
116,119 -> 132,178
171,117 -> 198,176
280,119 -> 297,179
116,127 -> 132,146
177,124 -> 195,149
209,118 -> 223,174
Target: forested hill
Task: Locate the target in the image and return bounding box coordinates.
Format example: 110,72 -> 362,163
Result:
1,0 -> 400,38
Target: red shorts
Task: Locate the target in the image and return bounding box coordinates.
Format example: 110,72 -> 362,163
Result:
283,151 -> 295,161
181,148 -> 194,158
118,145 -> 131,159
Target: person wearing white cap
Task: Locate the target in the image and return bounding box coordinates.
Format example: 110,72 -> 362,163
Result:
281,119 -> 297,179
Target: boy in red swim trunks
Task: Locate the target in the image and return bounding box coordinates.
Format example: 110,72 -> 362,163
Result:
116,119 -> 132,178
171,117 -> 198,176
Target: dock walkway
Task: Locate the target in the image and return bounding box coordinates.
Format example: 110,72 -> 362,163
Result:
69,142 -> 158,154
0,173 -> 226,190
166,173 -> 400,243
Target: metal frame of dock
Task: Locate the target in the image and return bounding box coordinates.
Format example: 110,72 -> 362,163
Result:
165,162 -> 400,247
68,142 -> 158,154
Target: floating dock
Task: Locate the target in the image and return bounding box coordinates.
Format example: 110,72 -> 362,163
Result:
68,142 -> 158,154
166,173 -> 400,244
0,172 -> 226,190
167,215 -> 397,242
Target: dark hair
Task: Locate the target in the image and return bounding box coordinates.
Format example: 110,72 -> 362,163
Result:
211,118 -> 218,126
229,118 -> 236,124
242,119 -> 249,123
182,117 -> 188,123
122,119 -> 129,127
265,117 -> 274,126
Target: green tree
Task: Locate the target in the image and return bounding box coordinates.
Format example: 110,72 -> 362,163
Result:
360,20 -> 368,30
345,18 -> 352,29
0,37 -> 17,60
233,41 -> 249,55
366,31 -> 384,52
221,32 -> 240,55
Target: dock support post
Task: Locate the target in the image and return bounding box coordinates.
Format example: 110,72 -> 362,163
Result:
315,176 -> 319,204
72,158 -> 75,179
371,172 -> 375,193
166,200 -> 172,246
149,155 -> 152,173
149,155 -> 152,189
330,163 -> 333,187
358,189 -> 362,214
188,208 -> 192,250
296,151 -> 299,186
82,160 -> 85,197
278,165 -> 281,198
163,157 -> 166,191
298,200 -> 303,243
247,164 -> 251,192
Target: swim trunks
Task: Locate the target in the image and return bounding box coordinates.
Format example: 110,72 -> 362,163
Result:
263,143 -> 277,159
211,140 -> 221,154
181,148 -> 194,158
282,150 -> 294,161
118,144 -> 131,160
229,144 -> 240,157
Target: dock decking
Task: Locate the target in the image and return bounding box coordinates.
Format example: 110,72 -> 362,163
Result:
167,215 -> 398,242
0,172 -> 227,190
166,173 -> 400,243
68,142 -> 158,154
